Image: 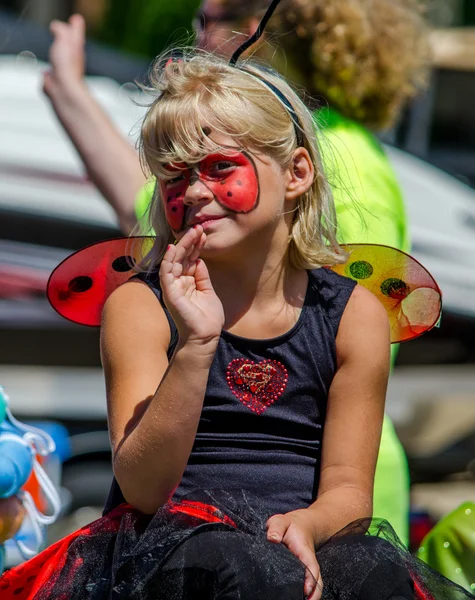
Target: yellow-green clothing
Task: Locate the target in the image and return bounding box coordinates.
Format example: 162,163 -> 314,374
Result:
319,108 -> 410,545
135,179 -> 156,225
418,502 -> 475,593
134,108 -> 410,544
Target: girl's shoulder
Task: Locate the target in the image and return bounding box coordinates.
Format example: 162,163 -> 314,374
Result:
102,271 -> 177,359
307,267 -> 358,336
308,267 -> 357,301
132,269 -> 162,298
130,270 -> 179,356
308,268 -> 389,350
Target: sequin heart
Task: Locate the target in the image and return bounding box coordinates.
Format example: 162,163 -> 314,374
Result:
226,358 -> 288,414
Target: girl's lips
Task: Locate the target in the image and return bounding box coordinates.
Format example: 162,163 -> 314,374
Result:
191,216 -> 225,227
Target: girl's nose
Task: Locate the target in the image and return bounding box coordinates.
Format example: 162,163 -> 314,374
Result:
183,176 -> 214,206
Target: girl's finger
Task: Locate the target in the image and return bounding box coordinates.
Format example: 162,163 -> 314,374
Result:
181,257 -> 190,274
159,259 -> 176,290
315,570 -> 323,600
304,567 -> 317,599
284,539 -> 320,599
173,227 -> 199,262
188,232 -> 206,264
163,243 -> 177,262
306,568 -> 323,600
303,558 -> 322,600
159,246 -> 176,278
266,514 -> 287,543
171,260 -> 183,278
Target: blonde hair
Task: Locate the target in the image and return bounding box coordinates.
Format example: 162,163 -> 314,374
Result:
138,49 -> 347,271
219,0 -> 431,130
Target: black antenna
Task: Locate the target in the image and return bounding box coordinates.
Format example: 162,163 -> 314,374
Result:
229,0 -> 282,65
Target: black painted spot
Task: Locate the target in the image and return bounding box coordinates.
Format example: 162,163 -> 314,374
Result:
0,582 -> 10,590
171,206 -> 177,212
68,276 -> 93,293
227,191 -> 233,197
112,255 -> 136,272
14,588 -> 25,595
380,278 -> 409,299
27,575 -> 36,582
349,260 -> 373,280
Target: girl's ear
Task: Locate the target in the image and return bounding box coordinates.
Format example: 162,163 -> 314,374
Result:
285,148 -> 314,201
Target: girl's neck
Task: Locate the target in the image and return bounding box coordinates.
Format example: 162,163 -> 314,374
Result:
206,245 -> 307,333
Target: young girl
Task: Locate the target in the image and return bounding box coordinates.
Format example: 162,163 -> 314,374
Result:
0,49 -> 468,600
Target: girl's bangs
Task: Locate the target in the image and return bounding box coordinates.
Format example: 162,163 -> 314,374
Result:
143,91 -> 261,177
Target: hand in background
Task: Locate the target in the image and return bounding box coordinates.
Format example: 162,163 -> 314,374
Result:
267,509 -> 323,600
43,14 -> 86,97
160,226 -> 225,345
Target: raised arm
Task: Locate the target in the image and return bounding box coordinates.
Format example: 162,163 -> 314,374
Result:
101,226 -> 224,513
43,15 -> 146,233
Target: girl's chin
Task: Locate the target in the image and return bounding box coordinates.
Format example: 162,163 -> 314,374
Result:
199,234 -> 240,257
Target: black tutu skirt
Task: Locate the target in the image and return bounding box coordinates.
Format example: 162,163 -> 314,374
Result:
0,490 -> 471,599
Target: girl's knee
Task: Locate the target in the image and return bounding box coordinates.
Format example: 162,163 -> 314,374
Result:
162,529 -> 305,599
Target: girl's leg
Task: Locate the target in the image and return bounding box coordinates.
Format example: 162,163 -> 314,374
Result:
153,528 -> 306,600
317,535 -> 414,600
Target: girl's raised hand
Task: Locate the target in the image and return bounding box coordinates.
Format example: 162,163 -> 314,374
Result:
159,225 -> 225,345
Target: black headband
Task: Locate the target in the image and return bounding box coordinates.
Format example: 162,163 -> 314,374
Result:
166,0 -> 305,147
239,68 -> 305,147
229,0 -> 305,147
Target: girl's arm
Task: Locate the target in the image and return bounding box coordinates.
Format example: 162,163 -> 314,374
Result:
308,284 -> 391,542
102,226 -> 224,514
266,285 -> 390,600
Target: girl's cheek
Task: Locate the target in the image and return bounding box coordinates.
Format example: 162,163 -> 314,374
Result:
161,184 -> 186,232
207,163 -> 259,213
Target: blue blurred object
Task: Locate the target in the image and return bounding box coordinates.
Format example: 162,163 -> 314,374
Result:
29,422 -> 71,464
0,387 -> 62,572
0,434 -> 33,498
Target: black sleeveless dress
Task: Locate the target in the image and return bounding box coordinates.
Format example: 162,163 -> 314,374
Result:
0,269 -> 470,599
104,267 -> 356,517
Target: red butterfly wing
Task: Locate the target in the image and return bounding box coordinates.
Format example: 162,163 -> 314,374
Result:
330,244 -> 442,343
48,239 -> 442,342
47,237 -> 153,326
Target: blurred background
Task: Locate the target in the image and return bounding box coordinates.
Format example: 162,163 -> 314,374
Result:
0,0 -> 474,558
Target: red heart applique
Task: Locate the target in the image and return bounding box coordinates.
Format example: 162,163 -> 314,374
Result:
226,358 -> 288,414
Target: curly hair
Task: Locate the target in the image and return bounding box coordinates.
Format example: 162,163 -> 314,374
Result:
220,0 -> 431,130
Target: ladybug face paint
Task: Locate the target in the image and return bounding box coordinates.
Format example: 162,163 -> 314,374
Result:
160,163 -> 189,232
159,150 -> 260,232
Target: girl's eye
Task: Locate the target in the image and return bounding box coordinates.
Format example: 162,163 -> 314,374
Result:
210,161 -> 234,173
166,174 -> 186,185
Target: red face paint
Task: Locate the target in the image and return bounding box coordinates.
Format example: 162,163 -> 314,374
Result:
159,150 -> 259,232
159,162 -> 190,232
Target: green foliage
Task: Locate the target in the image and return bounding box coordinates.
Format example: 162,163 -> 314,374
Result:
98,0 -> 201,59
